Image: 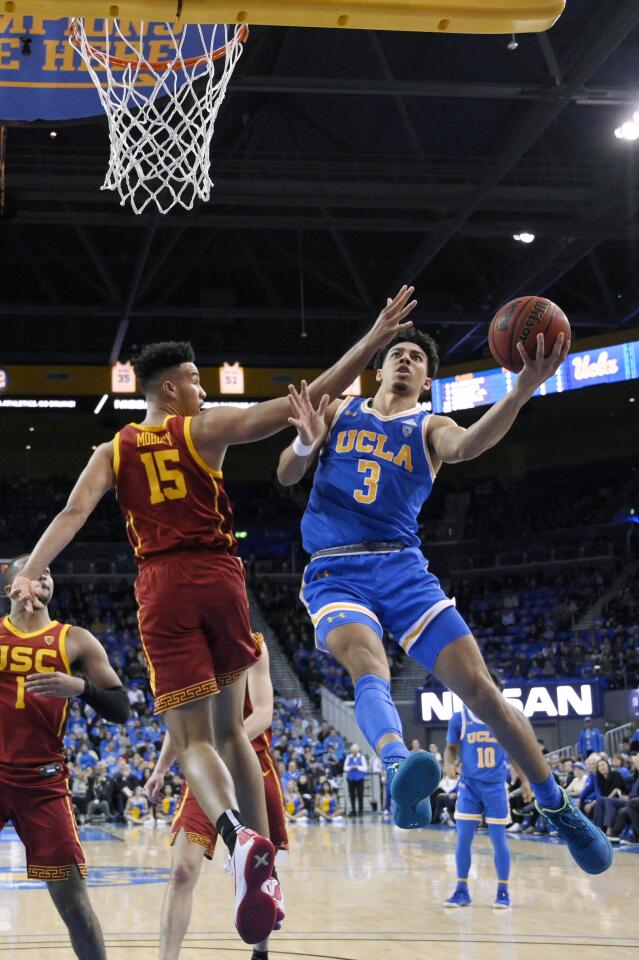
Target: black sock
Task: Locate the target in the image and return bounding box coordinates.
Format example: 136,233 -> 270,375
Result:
251,950 -> 268,960
215,809 -> 245,855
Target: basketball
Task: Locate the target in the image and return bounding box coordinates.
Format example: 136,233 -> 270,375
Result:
488,297 -> 570,373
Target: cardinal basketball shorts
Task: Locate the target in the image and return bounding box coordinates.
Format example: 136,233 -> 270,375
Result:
0,777 -> 86,880
135,551 -> 262,713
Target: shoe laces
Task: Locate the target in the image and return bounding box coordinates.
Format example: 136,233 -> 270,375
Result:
546,807 -> 597,850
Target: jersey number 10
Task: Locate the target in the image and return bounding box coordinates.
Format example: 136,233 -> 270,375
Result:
140,451 -> 187,505
477,746 -> 496,769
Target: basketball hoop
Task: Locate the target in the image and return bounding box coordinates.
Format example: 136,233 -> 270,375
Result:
69,19 -> 248,214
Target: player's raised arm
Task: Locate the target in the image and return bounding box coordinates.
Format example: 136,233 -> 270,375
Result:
10,443 -> 115,610
428,332 -> 569,466
193,286 -> 417,451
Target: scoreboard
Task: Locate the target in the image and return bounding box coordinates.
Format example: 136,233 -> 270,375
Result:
432,340 -> 639,414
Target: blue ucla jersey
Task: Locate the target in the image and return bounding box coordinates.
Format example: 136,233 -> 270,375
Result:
447,705 -> 508,784
301,397 -> 436,554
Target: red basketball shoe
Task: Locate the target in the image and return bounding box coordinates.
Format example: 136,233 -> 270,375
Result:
263,873 -> 285,930
231,828 -> 277,944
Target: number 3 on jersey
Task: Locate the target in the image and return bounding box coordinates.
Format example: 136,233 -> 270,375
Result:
140,450 -> 187,505
354,459 -> 380,504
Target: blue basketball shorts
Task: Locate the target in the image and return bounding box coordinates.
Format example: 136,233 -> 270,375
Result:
455,778 -> 510,825
299,547 -> 470,671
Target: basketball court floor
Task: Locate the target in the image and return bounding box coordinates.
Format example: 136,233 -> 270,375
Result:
1,819 -> 636,959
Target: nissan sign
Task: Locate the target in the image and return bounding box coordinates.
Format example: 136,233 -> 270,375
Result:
417,681 -> 602,723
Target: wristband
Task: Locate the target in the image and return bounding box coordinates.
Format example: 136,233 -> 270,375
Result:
292,435 -> 315,457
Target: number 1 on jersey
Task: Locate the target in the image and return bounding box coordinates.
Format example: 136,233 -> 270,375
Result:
354,459 -> 380,504
140,450 -> 187,505
15,676 -> 25,709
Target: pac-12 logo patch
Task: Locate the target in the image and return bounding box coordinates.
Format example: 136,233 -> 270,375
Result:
44,636 -> 54,645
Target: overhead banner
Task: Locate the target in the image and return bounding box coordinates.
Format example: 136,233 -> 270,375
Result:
417,680 -> 602,723
0,17 -> 230,122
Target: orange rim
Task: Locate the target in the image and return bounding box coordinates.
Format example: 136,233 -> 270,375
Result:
68,21 -> 248,72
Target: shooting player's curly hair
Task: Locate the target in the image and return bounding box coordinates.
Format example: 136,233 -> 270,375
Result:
373,326 -> 440,379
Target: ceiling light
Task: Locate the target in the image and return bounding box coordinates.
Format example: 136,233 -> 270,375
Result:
513,232 -> 535,244
615,121 -> 639,141
507,33 -> 518,50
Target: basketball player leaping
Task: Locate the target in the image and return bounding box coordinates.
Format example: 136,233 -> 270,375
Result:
145,636 -> 287,960
1,557 -> 131,960
277,322 -> 613,875
10,285 -> 418,944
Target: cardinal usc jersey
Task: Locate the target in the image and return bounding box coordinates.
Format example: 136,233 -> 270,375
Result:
0,618 -> 72,785
114,415 -> 237,561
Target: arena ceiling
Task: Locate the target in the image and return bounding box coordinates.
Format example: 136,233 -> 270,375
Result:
2,0 -> 639,368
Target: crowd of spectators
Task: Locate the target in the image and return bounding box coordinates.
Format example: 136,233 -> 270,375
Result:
458,457 -> 638,543
453,566 -> 639,691
2,462 -> 637,832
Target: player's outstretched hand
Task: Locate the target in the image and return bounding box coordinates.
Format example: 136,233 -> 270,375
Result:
144,768 -> 166,805
287,380 -> 330,447
25,671 -> 85,698
9,575 -> 46,614
515,331 -> 570,396
367,285 -> 418,350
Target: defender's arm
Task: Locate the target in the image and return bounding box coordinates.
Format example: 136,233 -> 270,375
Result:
11,443 -> 114,610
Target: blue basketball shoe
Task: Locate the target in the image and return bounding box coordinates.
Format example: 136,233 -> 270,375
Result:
444,885 -> 471,908
535,788 -> 613,875
387,750 -> 441,829
492,886 -> 511,910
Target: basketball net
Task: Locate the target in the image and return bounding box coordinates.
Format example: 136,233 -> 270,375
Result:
69,19 -> 248,214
